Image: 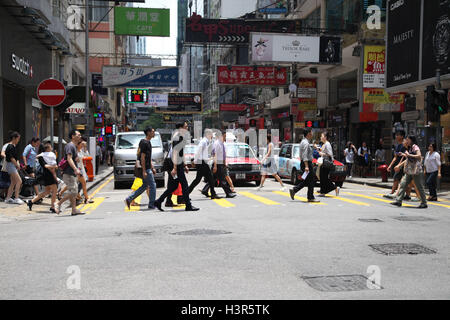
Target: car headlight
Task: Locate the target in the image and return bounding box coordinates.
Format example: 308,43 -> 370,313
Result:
252,164 -> 261,171
115,159 -> 126,166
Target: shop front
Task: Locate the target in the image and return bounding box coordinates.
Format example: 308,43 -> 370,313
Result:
270,108 -> 291,143
0,5 -> 52,149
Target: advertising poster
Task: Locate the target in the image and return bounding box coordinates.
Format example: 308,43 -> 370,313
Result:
102,66 -> 178,87
217,66 -> 288,86
422,0 -> 450,80
363,45 -> 386,88
386,0 -> 421,88
155,93 -> 203,114
114,7 -> 170,37
297,78 -> 317,111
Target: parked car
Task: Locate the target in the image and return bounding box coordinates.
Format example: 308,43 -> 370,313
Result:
277,143 -> 346,187
225,142 -> 261,186
113,131 -> 165,189
184,144 -> 198,169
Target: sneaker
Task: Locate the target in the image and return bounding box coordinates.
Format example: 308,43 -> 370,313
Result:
256,186 -> 263,191
5,198 -> 15,204
349,176 -> 352,179
383,193 -> 394,199
280,186 -> 287,192
308,199 -> 320,203
71,210 -> 85,216
390,201 -> 402,207
417,204 -> 428,209
14,198 -> 24,205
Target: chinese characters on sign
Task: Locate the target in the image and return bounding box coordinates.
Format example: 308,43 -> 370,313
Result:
126,89 -> 148,103
102,66 -> 178,87
114,7 -> 170,37
219,104 -> 248,112
297,78 -> 317,111
155,93 -> 203,114
363,45 -> 385,88
217,66 -> 288,86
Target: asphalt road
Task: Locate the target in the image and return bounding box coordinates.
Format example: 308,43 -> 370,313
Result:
0,173 -> 449,299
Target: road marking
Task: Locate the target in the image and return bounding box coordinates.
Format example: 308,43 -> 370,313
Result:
239,191 -> 280,205
320,194 -> 371,207
273,191 -> 326,205
171,195 -> 185,210
373,193 -> 450,209
213,198 -> 235,208
126,195 -> 142,213
82,197 -> 105,215
89,176 -> 114,198
344,192 -> 414,207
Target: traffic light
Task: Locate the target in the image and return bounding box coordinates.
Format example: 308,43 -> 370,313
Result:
426,86 -> 449,122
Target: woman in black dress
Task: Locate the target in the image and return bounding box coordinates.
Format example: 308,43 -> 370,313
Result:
27,143 -> 58,213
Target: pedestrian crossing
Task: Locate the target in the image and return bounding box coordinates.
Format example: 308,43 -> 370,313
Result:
83,185 -> 450,215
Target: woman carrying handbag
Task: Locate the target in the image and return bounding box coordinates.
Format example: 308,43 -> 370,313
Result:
318,131 -> 339,197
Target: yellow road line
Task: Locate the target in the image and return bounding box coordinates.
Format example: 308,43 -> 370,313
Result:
273,191 -> 326,205
213,198 -> 235,208
239,191 -> 280,205
83,197 -> 105,215
344,192 -> 414,207
373,193 -> 450,209
126,195 -> 142,213
171,195 -> 186,210
89,176 -> 114,198
322,194 -> 370,207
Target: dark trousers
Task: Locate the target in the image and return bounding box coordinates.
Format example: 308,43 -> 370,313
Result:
320,165 -> 336,194
188,161 -> 216,196
156,165 -> 192,208
346,162 -> 353,177
292,161 -> 315,200
202,164 -> 233,196
95,157 -> 100,175
426,171 -> 438,197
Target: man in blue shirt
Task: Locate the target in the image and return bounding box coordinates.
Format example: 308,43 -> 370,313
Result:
22,137 -> 40,197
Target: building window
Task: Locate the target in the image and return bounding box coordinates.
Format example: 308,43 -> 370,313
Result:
326,0 -> 362,31
72,70 -> 78,85
303,7 -> 321,31
89,0 -> 110,22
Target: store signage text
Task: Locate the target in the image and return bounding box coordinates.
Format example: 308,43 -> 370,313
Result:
11,53 -> 33,78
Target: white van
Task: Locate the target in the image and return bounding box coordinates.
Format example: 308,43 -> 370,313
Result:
113,131 -> 165,189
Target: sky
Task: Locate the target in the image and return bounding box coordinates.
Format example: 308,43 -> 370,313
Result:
142,0 -> 178,66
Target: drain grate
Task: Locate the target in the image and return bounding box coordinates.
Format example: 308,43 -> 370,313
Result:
171,229 -> 232,236
369,243 -> 437,255
302,275 -> 382,292
393,216 -> 436,222
359,218 -> 383,222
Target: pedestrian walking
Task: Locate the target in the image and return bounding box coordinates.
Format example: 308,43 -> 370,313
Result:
384,131 -> 408,199
187,129 -> 220,199
154,121 -> 199,212
2,131 -> 23,204
55,130 -> 84,215
22,137 -> 41,197
390,135 -> 428,209
95,142 -> 101,175
211,131 -> 236,198
318,131 -> 339,197
424,143 -> 441,201
27,143 -> 58,213
257,134 -> 286,192
124,127 -> 157,210
289,128 -> 320,203
344,141 -> 357,178
107,142 -> 114,166
76,139 -> 93,204
358,142 -> 370,178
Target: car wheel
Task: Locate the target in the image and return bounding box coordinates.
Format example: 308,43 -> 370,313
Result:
291,169 -> 298,185
156,179 -> 165,188
114,181 -> 121,189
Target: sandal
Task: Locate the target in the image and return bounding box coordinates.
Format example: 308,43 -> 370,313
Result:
84,198 -> 94,204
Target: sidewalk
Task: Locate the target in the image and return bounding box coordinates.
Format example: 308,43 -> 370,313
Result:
347,176 -> 450,200
0,165 -> 113,218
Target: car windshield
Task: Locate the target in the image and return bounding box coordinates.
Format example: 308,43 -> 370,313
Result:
293,146 -> 300,158
225,144 -> 257,159
184,145 -> 197,154
116,134 -> 161,149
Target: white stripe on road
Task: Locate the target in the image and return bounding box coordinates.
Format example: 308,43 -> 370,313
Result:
38,89 -> 65,96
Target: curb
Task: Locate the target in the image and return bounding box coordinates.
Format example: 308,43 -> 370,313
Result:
86,170 -> 113,193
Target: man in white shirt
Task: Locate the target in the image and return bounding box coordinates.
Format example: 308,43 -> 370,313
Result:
187,129 -> 220,199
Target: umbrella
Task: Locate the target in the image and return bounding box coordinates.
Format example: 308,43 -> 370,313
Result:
42,136 -> 68,144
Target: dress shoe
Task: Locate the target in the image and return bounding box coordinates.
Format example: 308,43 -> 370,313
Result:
428,196 -> 437,201
308,199 -> 320,203
165,201 -> 175,207
124,199 -> 131,210
404,195 -> 412,200
226,193 -> 236,198
155,201 -> 164,212
417,204 -> 428,209
211,194 -> 222,199
185,206 -> 199,211
390,201 -> 402,207
289,189 -> 295,200
201,190 -> 210,198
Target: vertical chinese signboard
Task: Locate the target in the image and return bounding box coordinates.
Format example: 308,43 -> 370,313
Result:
297,79 -> 317,111
114,7 -> 170,37
363,46 -> 385,88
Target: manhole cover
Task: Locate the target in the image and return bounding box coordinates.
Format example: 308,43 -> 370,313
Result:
393,216 -> 436,222
171,229 -> 232,236
369,243 -> 437,255
359,219 -> 383,222
302,275 -> 382,292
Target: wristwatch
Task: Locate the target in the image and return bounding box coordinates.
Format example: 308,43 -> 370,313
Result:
433,0 -> 450,65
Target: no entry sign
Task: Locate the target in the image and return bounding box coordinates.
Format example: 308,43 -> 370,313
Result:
37,79 -> 66,107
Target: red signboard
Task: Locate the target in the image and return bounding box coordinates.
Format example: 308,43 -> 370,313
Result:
219,104 -> 248,112
37,79 -> 66,107
217,66 -> 288,86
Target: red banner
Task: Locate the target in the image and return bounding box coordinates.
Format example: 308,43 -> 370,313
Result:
219,104 -> 248,112
217,66 -> 288,86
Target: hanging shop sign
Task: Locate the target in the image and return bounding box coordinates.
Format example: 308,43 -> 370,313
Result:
297,78 -> 317,111
185,13 -> 300,44
219,104 -> 248,112
126,88 -> 148,103
146,93 -> 168,107
102,66 -> 178,87
11,53 -> 33,78
217,66 -> 288,86
114,7 -> 170,37
155,93 -> 203,114
65,103 -> 86,114
250,33 -> 341,64
363,45 -> 385,88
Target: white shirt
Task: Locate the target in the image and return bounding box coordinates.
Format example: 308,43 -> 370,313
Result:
40,152 -> 57,166
194,137 -> 210,164
321,141 -> 334,159
358,146 -> 370,156
424,151 -> 441,173
375,149 -> 386,162
344,148 -> 355,163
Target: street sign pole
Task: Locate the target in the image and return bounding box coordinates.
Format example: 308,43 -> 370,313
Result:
50,107 -> 54,151
85,0 -> 90,136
